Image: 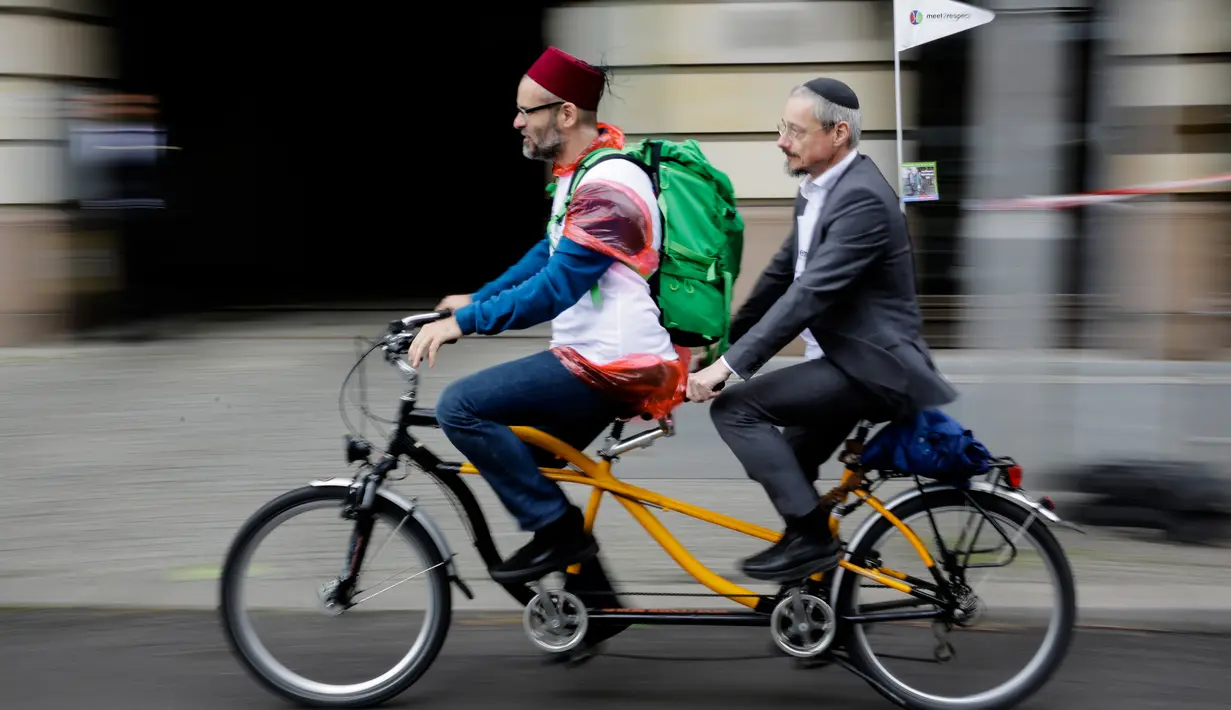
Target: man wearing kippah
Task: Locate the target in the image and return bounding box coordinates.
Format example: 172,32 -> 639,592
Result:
687,78 -> 958,583
408,47 -> 683,585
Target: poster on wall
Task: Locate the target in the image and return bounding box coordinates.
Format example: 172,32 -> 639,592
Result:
901,161 -> 939,202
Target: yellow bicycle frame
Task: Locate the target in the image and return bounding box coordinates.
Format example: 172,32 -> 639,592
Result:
456,425 -> 938,610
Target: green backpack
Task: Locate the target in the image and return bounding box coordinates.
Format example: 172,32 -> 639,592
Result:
548,138 -> 745,360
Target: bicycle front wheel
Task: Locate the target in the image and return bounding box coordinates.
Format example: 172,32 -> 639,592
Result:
219,484 -> 453,708
835,488 -> 1077,710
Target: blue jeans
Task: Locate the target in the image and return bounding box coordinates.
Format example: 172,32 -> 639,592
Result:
435,350 -> 624,531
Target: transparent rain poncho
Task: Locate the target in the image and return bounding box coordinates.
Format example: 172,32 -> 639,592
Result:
550,176 -> 691,420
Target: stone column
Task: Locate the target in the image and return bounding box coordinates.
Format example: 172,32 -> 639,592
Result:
959,1 -> 1088,350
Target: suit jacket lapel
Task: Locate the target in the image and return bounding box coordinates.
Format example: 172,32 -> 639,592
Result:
786,188 -> 806,255
811,155 -> 864,252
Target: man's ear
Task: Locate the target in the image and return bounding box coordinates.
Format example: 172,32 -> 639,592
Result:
833,121 -> 850,148
557,102 -> 579,129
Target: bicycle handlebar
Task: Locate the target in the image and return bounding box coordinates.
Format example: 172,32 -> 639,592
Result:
389,308 -> 453,335
378,309 -> 454,381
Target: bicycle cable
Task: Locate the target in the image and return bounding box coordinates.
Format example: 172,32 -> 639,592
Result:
337,331 -> 398,457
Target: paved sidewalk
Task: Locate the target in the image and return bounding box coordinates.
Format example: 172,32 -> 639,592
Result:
1,317 -> 1229,629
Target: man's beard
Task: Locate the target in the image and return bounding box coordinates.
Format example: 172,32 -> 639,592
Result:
783,154 -> 808,178
522,125 -> 563,162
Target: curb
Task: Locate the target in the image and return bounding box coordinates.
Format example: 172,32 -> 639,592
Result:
1073,608 -> 1231,635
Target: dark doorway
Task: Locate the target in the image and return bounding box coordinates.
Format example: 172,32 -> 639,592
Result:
910,31 -> 972,348
107,1 -> 551,316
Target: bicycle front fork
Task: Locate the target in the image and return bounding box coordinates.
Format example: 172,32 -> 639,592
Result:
329,464 -> 389,608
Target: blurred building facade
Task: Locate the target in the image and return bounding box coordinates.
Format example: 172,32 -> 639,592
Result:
0,1 -> 122,345
0,0 -> 1226,360
1090,0 -> 1230,359
547,0 -> 1230,359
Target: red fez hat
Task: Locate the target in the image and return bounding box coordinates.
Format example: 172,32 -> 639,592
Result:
526,46 -> 606,111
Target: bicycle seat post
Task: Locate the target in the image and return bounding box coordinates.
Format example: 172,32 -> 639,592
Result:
854,419 -> 872,443
836,420 -> 873,472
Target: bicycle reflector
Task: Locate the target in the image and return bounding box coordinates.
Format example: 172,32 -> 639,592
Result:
1006,464 -> 1023,489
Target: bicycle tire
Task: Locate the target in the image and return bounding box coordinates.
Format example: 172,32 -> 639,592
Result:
219,485 -> 452,708
835,488 -> 1077,710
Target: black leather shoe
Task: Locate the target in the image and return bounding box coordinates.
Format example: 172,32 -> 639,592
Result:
489,507 -> 599,585
740,505 -> 841,582
740,530 -> 841,582
741,530 -> 796,569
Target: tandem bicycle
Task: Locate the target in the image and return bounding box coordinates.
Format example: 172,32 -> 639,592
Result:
219,310 -> 1079,710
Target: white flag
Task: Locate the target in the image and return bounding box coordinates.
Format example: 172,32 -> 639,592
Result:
894,0 -> 995,52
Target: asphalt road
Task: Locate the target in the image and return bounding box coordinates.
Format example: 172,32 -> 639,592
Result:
3,609 -> 1228,709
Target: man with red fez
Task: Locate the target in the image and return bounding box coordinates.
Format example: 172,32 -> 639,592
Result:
408,47 -> 683,585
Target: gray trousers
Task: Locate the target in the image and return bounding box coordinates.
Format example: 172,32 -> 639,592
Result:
709,358 -> 900,520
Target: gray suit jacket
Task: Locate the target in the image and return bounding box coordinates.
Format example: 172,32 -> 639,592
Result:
723,154 -> 958,412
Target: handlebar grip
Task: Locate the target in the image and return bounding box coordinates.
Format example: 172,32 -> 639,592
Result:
395,308 -> 456,333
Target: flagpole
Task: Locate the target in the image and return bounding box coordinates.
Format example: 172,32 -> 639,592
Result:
891,0 -> 996,214
893,43 -> 905,214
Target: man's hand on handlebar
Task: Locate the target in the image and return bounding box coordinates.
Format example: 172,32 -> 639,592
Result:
407,313 -> 463,369
435,294 -> 473,312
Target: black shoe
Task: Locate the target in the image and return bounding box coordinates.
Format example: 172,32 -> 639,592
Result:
741,530 -> 797,569
490,506 -> 599,585
740,506 -> 841,583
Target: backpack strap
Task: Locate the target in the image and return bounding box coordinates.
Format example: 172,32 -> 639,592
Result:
548,147 -> 633,232
547,147 -> 654,308
584,144 -> 675,348
643,141 -> 665,306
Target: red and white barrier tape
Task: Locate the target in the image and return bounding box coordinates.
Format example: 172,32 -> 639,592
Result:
965,172 -> 1231,211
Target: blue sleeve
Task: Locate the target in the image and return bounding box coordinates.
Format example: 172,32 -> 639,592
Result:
454,237 -> 614,335
472,238 -> 550,302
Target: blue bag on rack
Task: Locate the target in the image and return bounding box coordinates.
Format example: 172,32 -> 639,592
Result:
861,409 -> 993,482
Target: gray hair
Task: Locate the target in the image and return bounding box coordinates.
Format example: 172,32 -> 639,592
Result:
533,84 -> 598,127
790,84 -> 861,149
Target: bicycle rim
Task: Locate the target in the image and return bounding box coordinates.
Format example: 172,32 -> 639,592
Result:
837,489 -> 1076,710
219,486 -> 451,708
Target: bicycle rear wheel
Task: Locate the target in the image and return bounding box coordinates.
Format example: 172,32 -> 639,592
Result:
219,485 -> 452,708
835,488 -> 1076,710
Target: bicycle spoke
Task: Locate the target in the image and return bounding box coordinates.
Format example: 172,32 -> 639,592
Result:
360,512 -> 412,575
220,488 -> 452,705
840,491 -> 1076,708
352,559 -> 447,606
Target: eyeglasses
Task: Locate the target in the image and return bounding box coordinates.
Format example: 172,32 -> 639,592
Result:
777,119 -> 836,141
516,101 -> 564,119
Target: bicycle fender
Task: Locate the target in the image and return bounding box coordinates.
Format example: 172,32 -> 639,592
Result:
310,477 -> 461,581
830,481 -> 1080,606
